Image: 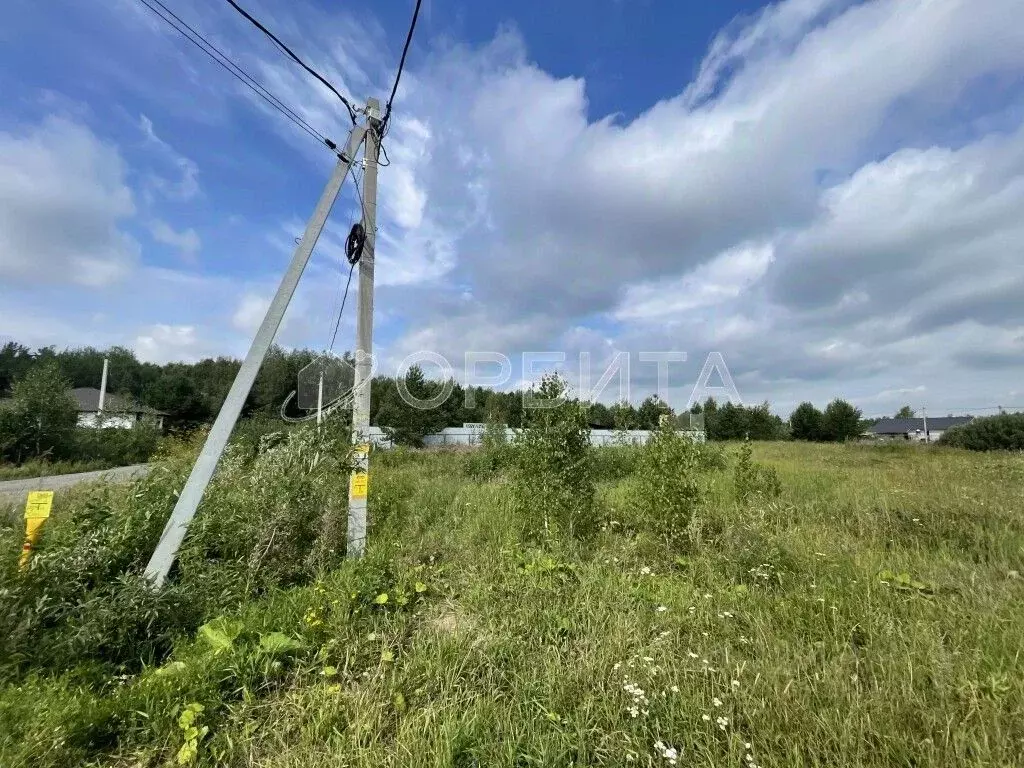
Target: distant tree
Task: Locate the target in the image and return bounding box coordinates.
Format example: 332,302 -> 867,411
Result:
747,401 -> 787,440
0,361 -> 78,463
145,369 -> 209,427
610,400 -> 638,431
589,402 -> 614,429
376,365 -> 447,446
0,341 -> 34,395
637,394 -> 673,430
895,405 -> 915,418
789,402 -> 824,441
714,401 -> 750,440
821,399 -> 863,442
702,397 -> 720,439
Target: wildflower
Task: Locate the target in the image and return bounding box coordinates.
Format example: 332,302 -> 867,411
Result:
613,662 -> 622,671
702,714 -> 711,722
643,656 -> 654,662
688,606 -> 696,613
641,566 -> 652,575
670,685 -> 680,693
712,697 -> 723,707
654,741 -> 679,765
715,715 -> 729,730
731,679 -> 741,689
745,742 -> 752,750
703,592 -> 713,599
687,651 -> 699,658
656,605 -> 668,613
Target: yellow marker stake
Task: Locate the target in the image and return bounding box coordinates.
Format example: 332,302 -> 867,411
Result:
20,490 -> 53,570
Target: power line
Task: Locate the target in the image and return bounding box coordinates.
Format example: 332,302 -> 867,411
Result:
136,0 -> 340,153
381,0 -> 423,135
222,0 -> 359,124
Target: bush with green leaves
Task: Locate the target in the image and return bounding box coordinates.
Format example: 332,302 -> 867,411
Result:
72,420 -> 163,466
0,417 -> 355,675
938,413 -> 1024,451
510,374 -> 597,541
734,439 -> 782,503
591,444 -> 641,481
631,419 -> 718,545
0,361 -> 78,464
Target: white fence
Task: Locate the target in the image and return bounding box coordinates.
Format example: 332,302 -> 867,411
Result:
361,425 -> 705,448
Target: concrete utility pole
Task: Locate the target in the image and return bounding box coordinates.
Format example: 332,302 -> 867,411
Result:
346,98 -> 380,558
143,123 -> 368,589
922,406 -> 929,443
98,358 -> 109,414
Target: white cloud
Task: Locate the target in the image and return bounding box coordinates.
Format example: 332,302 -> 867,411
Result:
149,219 -> 201,261
232,293 -> 271,335
10,0 -> 1024,417
615,243 -> 775,321
139,114 -> 200,201
134,323 -> 203,363
0,117 -> 138,287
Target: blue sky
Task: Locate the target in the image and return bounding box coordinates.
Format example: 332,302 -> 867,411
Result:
2,0 -> 1024,416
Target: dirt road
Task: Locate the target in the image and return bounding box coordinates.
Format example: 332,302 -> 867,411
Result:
0,464 -> 150,501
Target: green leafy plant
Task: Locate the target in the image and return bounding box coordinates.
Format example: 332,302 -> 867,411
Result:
632,418 -> 716,545
734,439 -> 782,503
175,702 -> 208,765
509,374 -> 597,541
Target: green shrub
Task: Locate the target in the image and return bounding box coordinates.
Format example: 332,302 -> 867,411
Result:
632,419 -> 717,545
734,439 -> 782,503
72,421 -> 163,466
591,444 -> 640,481
464,416 -> 514,479
510,375 -> 597,541
0,417 -> 355,675
938,413 -> 1024,451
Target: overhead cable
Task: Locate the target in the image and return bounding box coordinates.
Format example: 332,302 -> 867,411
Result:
380,0 -> 423,135
222,0 -> 359,124
136,0 -> 341,153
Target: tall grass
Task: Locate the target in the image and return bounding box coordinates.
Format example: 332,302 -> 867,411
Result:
1,441 -> 1022,766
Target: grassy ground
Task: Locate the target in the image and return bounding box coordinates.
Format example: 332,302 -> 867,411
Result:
0,458 -> 112,481
1,441 -> 1022,766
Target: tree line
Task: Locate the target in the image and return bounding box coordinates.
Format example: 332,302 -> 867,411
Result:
1,340 -> 869,456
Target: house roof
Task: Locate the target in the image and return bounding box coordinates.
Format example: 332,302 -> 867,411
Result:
869,416 -> 973,434
71,388 -> 166,416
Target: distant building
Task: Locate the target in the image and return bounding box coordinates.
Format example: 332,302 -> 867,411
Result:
867,416 -> 973,442
72,388 -> 166,430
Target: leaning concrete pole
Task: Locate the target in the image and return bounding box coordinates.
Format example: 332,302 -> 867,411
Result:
143,126 -> 366,589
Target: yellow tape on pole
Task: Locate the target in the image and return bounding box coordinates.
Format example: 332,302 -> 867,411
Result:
350,472 -> 368,499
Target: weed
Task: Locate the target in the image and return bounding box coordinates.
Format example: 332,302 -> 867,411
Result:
509,374 -> 597,541
734,439 -> 782,503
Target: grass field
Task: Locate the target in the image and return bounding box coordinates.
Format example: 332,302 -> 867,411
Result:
1,438 -> 1022,767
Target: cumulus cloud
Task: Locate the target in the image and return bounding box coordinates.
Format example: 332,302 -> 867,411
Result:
10,0 -> 1024,417
0,117 -> 139,287
135,323 -> 203,363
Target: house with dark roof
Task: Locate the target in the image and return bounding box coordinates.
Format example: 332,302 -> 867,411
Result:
72,388 -> 166,430
867,416 -> 973,442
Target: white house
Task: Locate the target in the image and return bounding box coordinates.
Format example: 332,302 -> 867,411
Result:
72,388 -> 166,429
867,416 -> 973,443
